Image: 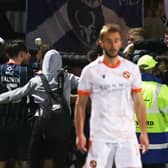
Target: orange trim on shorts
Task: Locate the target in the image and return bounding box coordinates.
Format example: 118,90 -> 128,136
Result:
78,90 -> 90,95
131,88 -> 142,92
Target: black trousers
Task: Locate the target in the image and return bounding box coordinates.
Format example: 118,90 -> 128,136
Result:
29,118 -> 69,168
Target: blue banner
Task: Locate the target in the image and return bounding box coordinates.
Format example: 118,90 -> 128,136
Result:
26,0 -> 143,53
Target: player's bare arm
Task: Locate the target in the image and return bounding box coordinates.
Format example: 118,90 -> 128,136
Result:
74,94 -> 89,152
132,92 -> 149,154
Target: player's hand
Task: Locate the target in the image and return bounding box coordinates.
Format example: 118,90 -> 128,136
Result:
139,132 -> 149,154
76,134 -> 87,153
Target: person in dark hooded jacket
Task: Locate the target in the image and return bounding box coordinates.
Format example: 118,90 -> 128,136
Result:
0,49 -> 79,168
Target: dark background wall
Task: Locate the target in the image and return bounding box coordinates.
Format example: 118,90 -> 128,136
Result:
0,0 -> 25,39
0,0 -> 25,11
0,0 -> 166,41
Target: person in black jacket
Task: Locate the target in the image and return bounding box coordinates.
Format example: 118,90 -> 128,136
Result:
123,27 -> 150,62
124,27 -> 168,59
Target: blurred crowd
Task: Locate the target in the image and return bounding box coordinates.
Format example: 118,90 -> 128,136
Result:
0,24 -> 168,168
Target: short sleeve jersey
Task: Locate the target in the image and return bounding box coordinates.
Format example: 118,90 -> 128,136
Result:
0,62 -> 34,118
78,56 -> 142,143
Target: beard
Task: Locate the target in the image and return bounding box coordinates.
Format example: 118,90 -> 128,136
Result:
104,48 -> 118,58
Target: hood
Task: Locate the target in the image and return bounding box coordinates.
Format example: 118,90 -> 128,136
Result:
42,49 -> 62,81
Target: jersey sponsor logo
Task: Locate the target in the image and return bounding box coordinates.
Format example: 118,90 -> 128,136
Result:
1,76 -> 20,83
1,75 -> 20,91
93,83 -> 128,91
122,71 -> 131,79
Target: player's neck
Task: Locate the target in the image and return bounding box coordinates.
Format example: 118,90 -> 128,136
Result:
8,58 -> 21,65
103,55 -> 120,68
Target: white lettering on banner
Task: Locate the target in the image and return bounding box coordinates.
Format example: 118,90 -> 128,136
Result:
119,0 -> 141,6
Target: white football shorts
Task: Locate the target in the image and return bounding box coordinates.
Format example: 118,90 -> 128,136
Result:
86,140 -> 142,168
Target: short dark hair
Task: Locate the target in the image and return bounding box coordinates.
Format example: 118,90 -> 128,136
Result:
5,40 -> 28,58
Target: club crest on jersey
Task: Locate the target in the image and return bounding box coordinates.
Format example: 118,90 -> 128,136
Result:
89,160 -> 97,168
6,65 -> 14,75
122,71 -> 131,79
